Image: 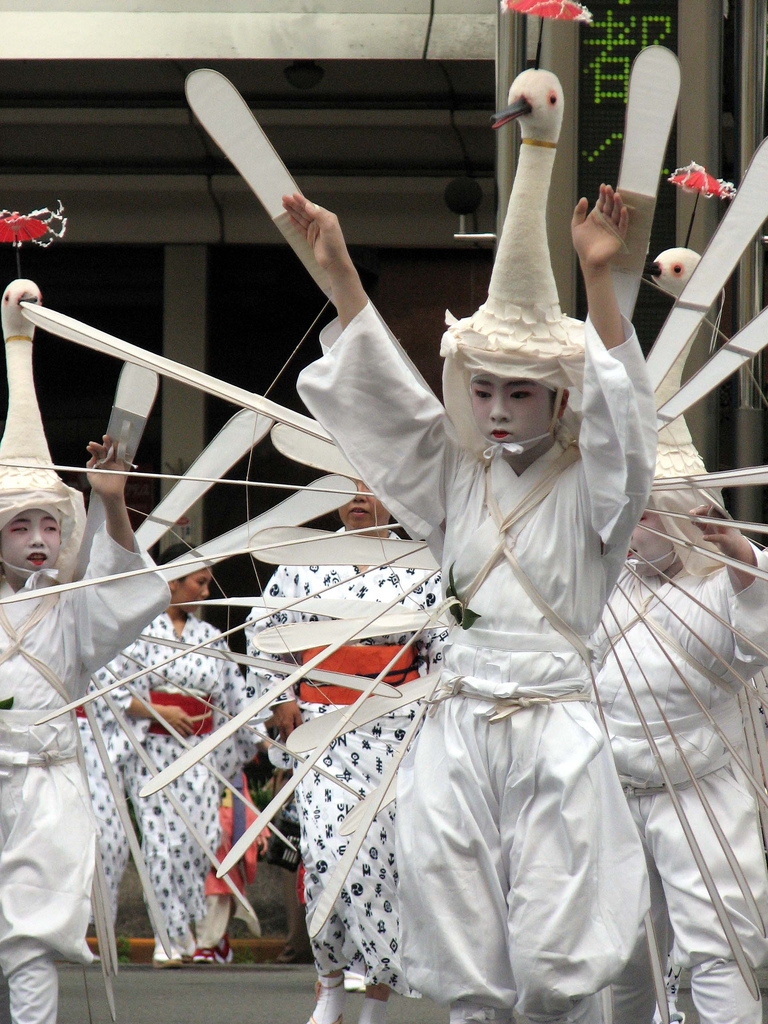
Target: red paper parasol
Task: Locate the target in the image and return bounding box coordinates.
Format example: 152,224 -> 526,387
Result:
0,201 -> 67,248
668,162 -> 736,200
668,163 -> 735,248
502,0 -> 593,23
0,201 -> 67,276
0,215 -> 49,245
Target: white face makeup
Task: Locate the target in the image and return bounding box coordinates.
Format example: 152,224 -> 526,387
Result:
629,509 -> 677,576
469,375 -> 556,445
0,508 -> 61,589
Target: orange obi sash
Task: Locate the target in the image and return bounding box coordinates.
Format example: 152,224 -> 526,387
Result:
148,691 -> 213,735
298,644 -> 419,706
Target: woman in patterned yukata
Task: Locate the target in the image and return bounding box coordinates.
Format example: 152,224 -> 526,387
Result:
247,481 -> 446,1024
76,680 -> 131,922
108,545 -> 259,967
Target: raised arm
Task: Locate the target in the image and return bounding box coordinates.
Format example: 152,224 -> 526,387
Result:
692,503 -> 759,593
86,433 -> 135,552
283,193 -> 368,329
571,184 -> 627,350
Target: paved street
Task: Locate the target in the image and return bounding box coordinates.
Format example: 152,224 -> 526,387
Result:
0,962 -> 757,1023
55,964 -> 446,1024
47,963 -> 766,1024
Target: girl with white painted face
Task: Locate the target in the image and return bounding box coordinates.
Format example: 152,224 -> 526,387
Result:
0,509 -> 62,588
0,280 -> 169,1024
285,67 -> 657,1024
469,375 -> 568,469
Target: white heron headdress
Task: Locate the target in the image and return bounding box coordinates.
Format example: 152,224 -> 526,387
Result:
440,68 -> 585,457
652,335 -> 723,579
0,279 -> 86,582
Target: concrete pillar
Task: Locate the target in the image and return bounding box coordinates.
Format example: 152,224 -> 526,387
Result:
676,0 -> 723,476
732,0 -> 766,525
161,244 -> 207,550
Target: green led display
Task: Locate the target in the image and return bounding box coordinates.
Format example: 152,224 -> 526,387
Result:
577,1 -> 678,347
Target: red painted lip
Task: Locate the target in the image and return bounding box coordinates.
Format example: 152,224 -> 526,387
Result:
492,430 -> 509,439
27,556 -> 46,565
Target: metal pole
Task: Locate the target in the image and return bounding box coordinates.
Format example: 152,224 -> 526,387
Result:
733,0 -> 766,525
495,9 -> 526,250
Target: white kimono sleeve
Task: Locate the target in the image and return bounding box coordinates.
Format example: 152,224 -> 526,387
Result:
75,527 -> 170,685
723,545 -> 768,684
579,314 -> 657,551
297,301 -> 456,540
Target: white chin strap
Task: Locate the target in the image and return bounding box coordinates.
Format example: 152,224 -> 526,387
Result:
477,384 -> 565,461
483,430 -> 552,460
628,547 -> 678,574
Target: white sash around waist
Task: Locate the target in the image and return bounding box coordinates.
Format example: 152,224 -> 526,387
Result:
605,698 -> 743,741
453,626 -> 580,655
0,707 -> 78,766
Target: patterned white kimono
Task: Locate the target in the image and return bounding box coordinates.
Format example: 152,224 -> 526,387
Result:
112,612 -> 257,946
593,559 -> 768,1023
0,530 -> 169,977
77,683 -> 131,922
246,558 -> 446,993
296,302 -> 657,1019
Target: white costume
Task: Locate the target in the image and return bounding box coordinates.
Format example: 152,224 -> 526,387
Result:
0,531 -> 169,974
247,558 -> 446,993
296,299 -> 657,1021
0,278 -> 170,1024
115,611 -> 257,952
594,561 -> 768,1024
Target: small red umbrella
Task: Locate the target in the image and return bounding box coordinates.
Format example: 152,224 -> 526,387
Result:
668,162 -> 735,248
502,0 -> 593,23
668,162 -> 736,200
0,201 -> 67,275
0,214 -> 50,245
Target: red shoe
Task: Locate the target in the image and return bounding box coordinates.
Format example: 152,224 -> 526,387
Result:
214,934 -> 233,964
191,947 -> 217,964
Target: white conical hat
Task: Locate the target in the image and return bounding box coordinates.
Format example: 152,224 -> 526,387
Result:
439,69 -> 585,457
0,280 -> 85,582
650,270 -> 721,578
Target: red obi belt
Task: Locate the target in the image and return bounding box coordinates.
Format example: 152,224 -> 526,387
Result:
147,691 -> 213,735
298,644 -> 419,706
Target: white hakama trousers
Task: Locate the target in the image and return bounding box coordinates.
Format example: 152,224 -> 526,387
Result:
7,954 -> 58,1024
0,760 -> 95,977
396,697 -> 649,1021
611,765 -> 768,1024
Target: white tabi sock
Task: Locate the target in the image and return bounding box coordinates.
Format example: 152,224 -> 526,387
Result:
358,996 -> 388,1024
310,972 -> 346,1024
7,954 -> 58,1024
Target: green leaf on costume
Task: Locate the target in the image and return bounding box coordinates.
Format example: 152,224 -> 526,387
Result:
0,697 -> 14,710
461,608 -> 481,630
446,563 -> 481,630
